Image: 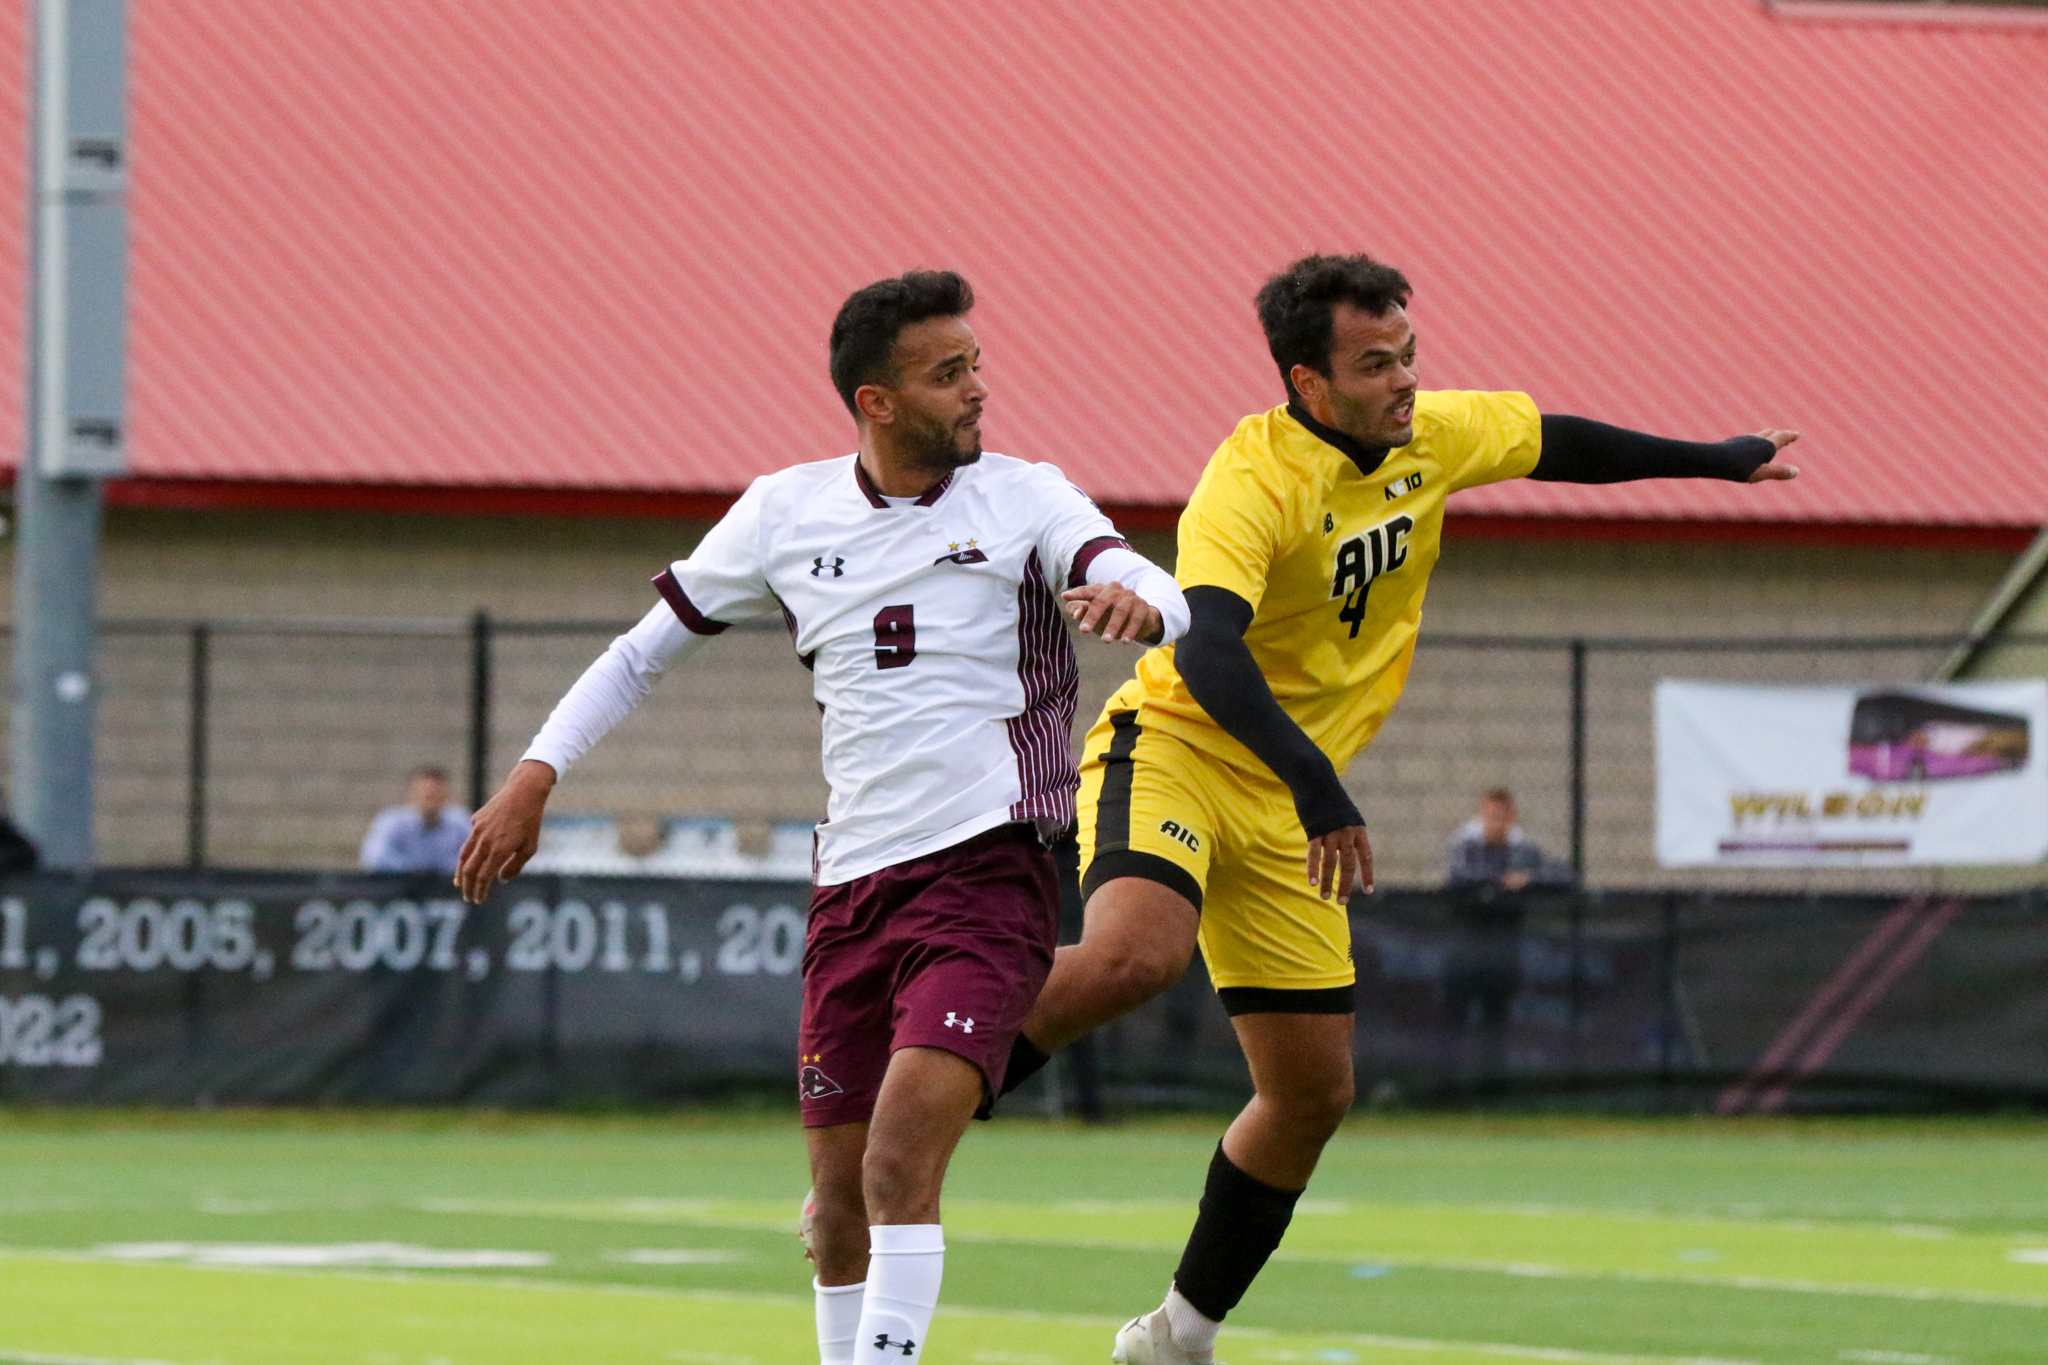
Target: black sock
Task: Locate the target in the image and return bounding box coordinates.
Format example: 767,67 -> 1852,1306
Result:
996,1033 -> 1051,1097
1170,1144 -> 1302,1322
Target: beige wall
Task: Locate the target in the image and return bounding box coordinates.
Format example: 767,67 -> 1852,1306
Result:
0,507 -> 2016,886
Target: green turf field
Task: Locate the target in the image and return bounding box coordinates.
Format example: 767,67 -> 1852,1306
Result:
2,1111 -> 2044,1365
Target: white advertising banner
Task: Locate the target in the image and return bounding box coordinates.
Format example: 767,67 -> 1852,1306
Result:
1655,679 -> 2048,867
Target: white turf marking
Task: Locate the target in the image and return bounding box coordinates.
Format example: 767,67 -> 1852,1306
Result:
1247,1338 -> 1763,1365
419,1196 -> 721,1219
2006,1247 -> 2048,1263
1839,1352 -> 1959,1365
88,1242 -> 551,1269
0,1267 -> 1773,1365
410,1197 -> 2045,1307
194,1198 -> 293,1215
605,1248 -> 749,1265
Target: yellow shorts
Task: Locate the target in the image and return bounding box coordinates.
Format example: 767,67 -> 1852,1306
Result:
1073,706 -> 1355,1011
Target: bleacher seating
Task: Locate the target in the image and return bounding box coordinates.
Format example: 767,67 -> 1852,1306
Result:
640,816 -> 753,877
762,820 -> 817,878
525,814 -> 815,879
521,813 -> 646,875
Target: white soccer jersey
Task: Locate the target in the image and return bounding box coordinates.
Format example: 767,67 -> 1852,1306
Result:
522,452 -> 1184,886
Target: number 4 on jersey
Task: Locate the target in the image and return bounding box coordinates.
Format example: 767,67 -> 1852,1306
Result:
1329,514 -> 1414,639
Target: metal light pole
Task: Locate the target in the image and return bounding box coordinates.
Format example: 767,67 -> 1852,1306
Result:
11,0 -> 129,869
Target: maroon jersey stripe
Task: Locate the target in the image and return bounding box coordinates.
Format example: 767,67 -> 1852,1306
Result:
852,459 -> 891,508
652,568 -> 730,635
777,598 -> 817,671
1008,549 -> 1082,827
854,459 -> 955,509
1067,534 -> 1134,589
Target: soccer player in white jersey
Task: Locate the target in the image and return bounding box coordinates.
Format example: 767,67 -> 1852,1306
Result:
455,271 -> 1187,1365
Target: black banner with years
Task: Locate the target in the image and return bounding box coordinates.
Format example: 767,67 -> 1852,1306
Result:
4,872 -> 2047,1110
0,870 -> 812,1104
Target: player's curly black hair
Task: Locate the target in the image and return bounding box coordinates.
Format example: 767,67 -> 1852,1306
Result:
828,270 -> 975,416
1256,254 -> 1412,400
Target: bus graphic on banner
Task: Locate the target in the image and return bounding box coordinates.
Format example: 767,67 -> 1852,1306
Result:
1655,679 -> 2048,867
1847,691 -> 2029,783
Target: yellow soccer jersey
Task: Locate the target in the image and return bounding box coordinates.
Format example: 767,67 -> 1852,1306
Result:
1110,390 -> 1542,775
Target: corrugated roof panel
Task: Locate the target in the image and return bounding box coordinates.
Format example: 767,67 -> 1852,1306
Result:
3,0 -> 2043,524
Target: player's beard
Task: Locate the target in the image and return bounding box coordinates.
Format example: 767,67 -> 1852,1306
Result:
899,406 -> 983,476
1329,386 -> 1413,451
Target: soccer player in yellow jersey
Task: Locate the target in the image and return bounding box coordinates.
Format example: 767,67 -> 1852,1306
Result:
1019,255 -> 1798,1363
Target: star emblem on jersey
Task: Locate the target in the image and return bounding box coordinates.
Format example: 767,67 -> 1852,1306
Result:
811,556 -> 846,577
799,1065 -> 845,1099
943,1011 -> 975,1033
932,538 -> 989,566
872,1335 -> 916,1357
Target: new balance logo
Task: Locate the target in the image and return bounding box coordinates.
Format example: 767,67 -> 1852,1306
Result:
812,556 -> 846,577
872,1334 -> 917,1357
943,1012 -> 975,1034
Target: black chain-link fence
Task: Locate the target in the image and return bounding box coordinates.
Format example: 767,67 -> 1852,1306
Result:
1,620 -> 2043,888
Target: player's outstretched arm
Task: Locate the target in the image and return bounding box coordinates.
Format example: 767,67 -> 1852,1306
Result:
1057,538 -> 1188,646
1530,416 -> 1800,485
452,601 -> 703,903
1178,585 -> 1373,900
455,759 -> 556,903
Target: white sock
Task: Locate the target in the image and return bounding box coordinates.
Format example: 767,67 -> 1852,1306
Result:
815,1278 -> 865,1365
854,1223 -> 944,1362
1163,1284 -> 1221,1357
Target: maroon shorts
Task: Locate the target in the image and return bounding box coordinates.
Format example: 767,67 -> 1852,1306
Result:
797,822 -> 1059,1127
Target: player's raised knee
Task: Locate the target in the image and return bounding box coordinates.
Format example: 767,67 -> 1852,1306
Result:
1263,1066 -> 1356,1139
1100,936 -> 1188,1005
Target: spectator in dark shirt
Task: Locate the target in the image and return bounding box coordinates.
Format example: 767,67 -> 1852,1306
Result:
1439,789 -> 1571,1092
0,802 -> 37,874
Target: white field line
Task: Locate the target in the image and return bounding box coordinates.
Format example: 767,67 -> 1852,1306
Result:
1242,1340 -> 1762,1365
0,1265 -> 1804,1365
426,1194 -> 2048,1245
925,1303 -> 1769,1365
413,1202 -> 2048,1310
14,1225 -> 2048,1320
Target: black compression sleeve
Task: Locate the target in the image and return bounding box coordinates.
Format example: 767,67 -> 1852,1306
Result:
1532,414 -> 1776,484
1177,585 -> 1363,839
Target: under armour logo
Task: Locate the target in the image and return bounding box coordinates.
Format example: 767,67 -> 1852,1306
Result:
812,556 -> 846,577
943,1012 -> 974,1033
873,1335 -> 916,1356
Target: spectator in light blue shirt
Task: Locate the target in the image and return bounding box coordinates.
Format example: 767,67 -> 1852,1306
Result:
360,766 -> 471,873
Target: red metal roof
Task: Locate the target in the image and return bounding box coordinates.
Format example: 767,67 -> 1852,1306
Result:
3,0 -> 2045,526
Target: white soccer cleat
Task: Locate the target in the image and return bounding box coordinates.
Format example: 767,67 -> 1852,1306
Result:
1111,1309 -> 1219,1365
798,1187 -> 818,1263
